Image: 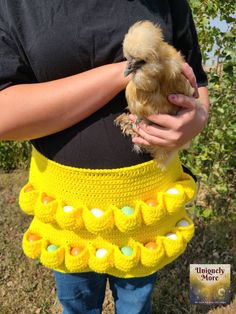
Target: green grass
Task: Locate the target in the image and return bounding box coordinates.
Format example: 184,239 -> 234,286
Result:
0,171 -> 235,313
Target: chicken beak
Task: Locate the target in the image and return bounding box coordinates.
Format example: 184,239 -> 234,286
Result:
124,58 -> 145,77
124,59 -> 136,77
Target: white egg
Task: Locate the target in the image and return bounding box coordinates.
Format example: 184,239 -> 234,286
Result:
176,219 -> 189,227
96,248 -> 108,258
63,205 -> 74,213
165,233 -> 178,240
91,208 -> 104,217
166,188 -> 179,194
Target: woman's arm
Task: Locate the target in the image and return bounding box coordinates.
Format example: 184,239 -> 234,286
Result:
0,62 -> 128,141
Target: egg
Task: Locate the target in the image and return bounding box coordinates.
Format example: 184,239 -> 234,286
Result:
145,199 -> 157,207
27,233 -> 41,242
25,185 -> 34,192
121,246 -> 133,256
91,208 -> 104,217
144,241 -> 157,250
63,205 -> 74,213
70,246 -> 83,256
47,244 -> 59,252
120,206 -> 134,216
176,219 -> 189,227
166,188 -> 179,195
42,195 -> 54,204
165,233 -> 178,240
96,248 -> 108,258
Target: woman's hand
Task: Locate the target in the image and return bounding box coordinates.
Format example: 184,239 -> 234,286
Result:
131,94 -> 208,150
130,63 -> 209,150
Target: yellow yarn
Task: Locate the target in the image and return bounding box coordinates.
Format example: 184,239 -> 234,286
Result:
19,147 -> 197,278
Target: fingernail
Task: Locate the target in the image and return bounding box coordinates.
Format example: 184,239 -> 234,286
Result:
169,94 -> 177,101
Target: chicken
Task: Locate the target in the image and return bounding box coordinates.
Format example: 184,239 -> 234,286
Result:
115,20 -> 194,168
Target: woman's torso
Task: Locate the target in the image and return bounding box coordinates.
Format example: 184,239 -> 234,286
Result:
3,0 -> 175,168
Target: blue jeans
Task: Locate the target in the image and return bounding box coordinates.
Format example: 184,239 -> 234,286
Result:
54,271 -> 157,314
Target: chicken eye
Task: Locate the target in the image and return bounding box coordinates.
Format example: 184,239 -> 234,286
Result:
135,60 -> 145,67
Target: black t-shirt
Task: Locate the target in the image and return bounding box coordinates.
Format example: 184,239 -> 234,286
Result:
0,0 -> 207,169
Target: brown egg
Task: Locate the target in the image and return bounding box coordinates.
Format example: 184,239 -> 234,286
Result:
27,233 -> 41,242
42,195 -> 54,204
70,247 -> 83,256
145,199 -> 157,207
25,185 -> 34,192
145,241 -> 157,250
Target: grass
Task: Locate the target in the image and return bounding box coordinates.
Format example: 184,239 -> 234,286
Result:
0,170 -> 235,314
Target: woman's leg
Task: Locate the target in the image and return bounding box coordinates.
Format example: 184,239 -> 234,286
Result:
108,272 -> 157,314
54,271 -> 107,314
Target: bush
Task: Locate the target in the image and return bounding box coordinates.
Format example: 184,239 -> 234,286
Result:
0,141 -> 31,172
181,0 -> 236,220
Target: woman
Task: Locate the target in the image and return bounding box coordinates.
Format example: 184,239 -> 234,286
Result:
0,0 -> 209,313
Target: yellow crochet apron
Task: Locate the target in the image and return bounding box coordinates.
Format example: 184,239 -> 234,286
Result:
19,147 -> 197,278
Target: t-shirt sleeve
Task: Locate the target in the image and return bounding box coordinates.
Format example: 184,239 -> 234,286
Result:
0,26 -> 37,91
169,0 -> 208,87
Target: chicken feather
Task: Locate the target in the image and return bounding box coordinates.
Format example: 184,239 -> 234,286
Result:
115,20 -> 194,168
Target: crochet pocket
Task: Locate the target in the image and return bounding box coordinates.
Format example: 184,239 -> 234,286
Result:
19,183 -> 39,215
161,187 -> 186,214
113,240 -> 140,272
177,173 -> 197,201
40,240 -> 65,269
140,239 -> 165,268
88,241 -> 114,273
22,229 -> 42,259
161,230 -> 186,259
34,192 -> 58,223
158,172 -> 197,215
140,201 -> 167,225
56,202 -> 84,230
113,205 -> 142,232
83,207 -> 114,233
175,215 -> 195,242
65,244 -> 89,272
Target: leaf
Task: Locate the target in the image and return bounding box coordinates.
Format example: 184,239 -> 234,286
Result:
202,208 -> 213,218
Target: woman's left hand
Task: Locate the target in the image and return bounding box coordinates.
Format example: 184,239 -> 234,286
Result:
131,94 -> 209,150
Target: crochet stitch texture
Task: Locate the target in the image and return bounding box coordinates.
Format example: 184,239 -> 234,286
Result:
19,147 -> 197,278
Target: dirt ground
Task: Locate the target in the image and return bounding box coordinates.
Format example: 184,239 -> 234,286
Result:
0,170 -> 235,314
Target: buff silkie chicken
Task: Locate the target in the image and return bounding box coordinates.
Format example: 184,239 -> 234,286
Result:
115,20 -> 194,169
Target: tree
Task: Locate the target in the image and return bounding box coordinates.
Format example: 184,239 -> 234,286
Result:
181,1 -> 236,220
